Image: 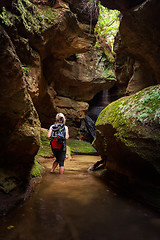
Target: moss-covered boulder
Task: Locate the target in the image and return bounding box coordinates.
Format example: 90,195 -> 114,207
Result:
94,85 -> 160,186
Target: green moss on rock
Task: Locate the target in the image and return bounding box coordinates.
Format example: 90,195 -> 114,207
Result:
67,138 -> 97,155
31,159 -> 44,178
0,7 -> 19,26
36,128 -> 52,157
96,85 -> 160,144
0,0 -> 60,34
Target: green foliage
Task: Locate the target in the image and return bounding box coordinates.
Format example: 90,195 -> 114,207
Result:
102,66 -> 116,80
0,7 -> 18,26
0,7 -> 10,25
95,2 -> 120,53
22,65 -> 29,73
0,0 -> 58,34
16,0 -> 50,33
16,0 -> 39,32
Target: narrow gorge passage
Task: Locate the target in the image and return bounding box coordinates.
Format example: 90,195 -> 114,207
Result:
0,155 -> 160,240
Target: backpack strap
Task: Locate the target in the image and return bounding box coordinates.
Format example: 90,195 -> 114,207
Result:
50,123 -> 65,139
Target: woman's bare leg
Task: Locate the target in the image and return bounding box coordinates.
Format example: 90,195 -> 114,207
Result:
59,166 -> 64,175
51,161 -> 58,172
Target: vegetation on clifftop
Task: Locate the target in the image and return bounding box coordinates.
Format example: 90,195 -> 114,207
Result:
95,2 -> 120,55
93,2 -> 120,81
0,0 -> 60,34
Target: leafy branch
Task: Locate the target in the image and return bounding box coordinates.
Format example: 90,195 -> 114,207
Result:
94,2 -> 120,55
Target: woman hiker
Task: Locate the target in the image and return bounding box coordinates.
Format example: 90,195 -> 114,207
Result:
48,113 -> 69,174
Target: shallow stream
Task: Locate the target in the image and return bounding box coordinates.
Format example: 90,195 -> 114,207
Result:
0,155 -> 160,240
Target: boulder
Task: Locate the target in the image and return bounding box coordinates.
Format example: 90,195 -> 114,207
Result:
94,85 -> 160,186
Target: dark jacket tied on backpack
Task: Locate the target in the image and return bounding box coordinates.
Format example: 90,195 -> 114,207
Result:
50,123 -> 66,151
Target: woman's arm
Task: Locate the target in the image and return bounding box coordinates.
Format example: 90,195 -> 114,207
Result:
48,127 -> 52,139
65,126 -> 69,140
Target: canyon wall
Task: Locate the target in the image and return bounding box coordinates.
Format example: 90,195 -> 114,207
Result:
94,0 -> 160,187
0,0 -> 116,212
102,0 -> 160,96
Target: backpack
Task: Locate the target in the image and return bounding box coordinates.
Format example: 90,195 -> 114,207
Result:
50,123 -> 66,149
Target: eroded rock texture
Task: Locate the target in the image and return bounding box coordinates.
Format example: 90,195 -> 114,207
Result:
0,0 -> 115,211
43,47 -> 115,102
0,25 -> 41,171
102,0 -> 160,96
0,25 -> 41,211
0,0 -> 114,133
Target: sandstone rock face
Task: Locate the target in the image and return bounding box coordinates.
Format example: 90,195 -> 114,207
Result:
0,26 -> 41,185
0,0 -> 113,212
101,0 -> 147,13
0,0 -> 113,184
119,0 -> 160,85
55,96 -> 89,120
101,0 -> 160,95
94,85 -> 160,186
113,52 -> 134,97
32,9 -> 94,60
55,96 -> 89,137
64,0 -> 99,27
125,61 -> 155,95
114,53 -> 155,97
0,0 -> 114,134
43,47 -> 116,101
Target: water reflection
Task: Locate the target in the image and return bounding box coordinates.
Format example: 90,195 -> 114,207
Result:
0,155 -> 160,240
